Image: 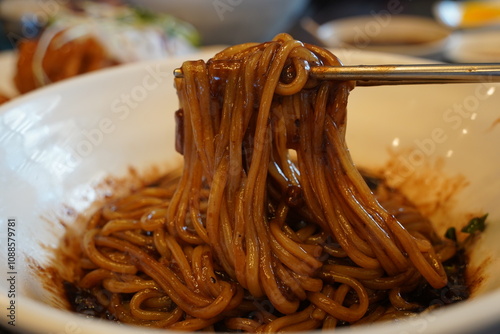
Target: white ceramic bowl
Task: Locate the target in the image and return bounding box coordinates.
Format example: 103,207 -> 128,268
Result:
315,15 -> 451,57
126,0 -> 308,45
1,48 -> 500,334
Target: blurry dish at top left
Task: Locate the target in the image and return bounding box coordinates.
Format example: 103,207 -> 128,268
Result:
0,0 -> 200,100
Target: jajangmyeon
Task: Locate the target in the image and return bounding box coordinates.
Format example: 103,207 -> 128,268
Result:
64,34 -> 469,332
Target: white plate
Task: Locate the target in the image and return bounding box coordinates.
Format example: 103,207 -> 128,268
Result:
1,48 -> 500,334
445,29 -> 500,63
315,15 -> 451,57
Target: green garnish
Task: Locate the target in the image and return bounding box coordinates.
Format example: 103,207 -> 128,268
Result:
445,227 -> 457,241
127,7 -> 201,46
132,7 -> 157,23
461,214 -> 488,234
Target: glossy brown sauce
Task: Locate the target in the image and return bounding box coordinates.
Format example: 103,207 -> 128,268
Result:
31,154 -> 486,329
60,172 -> 471,326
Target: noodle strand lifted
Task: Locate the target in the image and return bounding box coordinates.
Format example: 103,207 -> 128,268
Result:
68,34 -> 464,331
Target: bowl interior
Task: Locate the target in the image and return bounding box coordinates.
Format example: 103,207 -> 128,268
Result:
1,49 -> 500,334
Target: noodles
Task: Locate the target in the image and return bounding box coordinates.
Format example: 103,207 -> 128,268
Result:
65,34 -> 469,331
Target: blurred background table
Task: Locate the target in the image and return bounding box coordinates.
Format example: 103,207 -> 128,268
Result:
0,0 -> 444,52
2,0 -> 499,62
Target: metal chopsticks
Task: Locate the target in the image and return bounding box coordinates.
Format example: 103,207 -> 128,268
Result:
310,64 -> 500,86
173,64 -> 500,86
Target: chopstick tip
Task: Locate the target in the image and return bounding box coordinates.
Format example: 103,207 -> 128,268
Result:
173,68 -> 184,78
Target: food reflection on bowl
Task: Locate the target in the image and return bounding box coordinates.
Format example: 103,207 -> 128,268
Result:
0,45 -> 500,334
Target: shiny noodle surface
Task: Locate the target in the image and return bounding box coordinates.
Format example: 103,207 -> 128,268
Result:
70,34 -> 461,331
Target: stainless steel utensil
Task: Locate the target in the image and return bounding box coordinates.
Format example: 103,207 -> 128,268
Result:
173,63 -> 500,86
